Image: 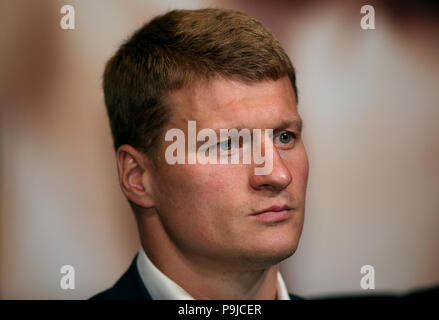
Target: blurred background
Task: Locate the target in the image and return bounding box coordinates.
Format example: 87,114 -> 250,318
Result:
0,0 -> 438,299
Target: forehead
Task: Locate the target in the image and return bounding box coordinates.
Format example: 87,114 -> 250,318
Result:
167,76 -> 299,130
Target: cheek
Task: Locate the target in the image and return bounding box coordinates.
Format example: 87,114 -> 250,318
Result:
188,164 -> 246,197
300,148 -> 310,185
285,146 -> 309,190
151,166 -> 215,244
153,164 -> 243,220
152,164 -> 247,250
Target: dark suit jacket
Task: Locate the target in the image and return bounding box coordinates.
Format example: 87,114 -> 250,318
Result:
90,255 -> 304,300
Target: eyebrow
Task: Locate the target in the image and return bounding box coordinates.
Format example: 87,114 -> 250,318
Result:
273,118 -> 303,134
221,118 -> 303,133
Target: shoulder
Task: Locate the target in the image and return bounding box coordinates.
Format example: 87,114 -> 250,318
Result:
90,254 -> 152,300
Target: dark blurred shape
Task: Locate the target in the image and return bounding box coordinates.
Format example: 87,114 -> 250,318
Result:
311,284 -> 439,300
403,284 -> 439,299
380,0 -> 439,23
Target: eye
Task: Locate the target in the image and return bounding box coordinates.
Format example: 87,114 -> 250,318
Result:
274,131 -> 296,148
218,138 -> 234,151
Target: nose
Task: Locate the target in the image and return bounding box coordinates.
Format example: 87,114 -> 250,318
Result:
249,145 -> 292,192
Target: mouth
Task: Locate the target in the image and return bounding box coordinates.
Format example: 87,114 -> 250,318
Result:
250,205 -> 293,223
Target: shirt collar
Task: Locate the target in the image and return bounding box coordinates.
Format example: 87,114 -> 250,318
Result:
136,247 -> 291,300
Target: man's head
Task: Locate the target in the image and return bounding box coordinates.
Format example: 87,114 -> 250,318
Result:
103,8 -> 308,271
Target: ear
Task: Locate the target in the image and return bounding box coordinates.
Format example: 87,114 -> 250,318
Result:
116,144 -> 155,209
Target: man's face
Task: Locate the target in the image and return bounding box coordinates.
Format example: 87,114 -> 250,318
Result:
148,76 -> 309,271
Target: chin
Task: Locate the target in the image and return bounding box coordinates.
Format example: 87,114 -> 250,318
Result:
266,237 -> 299,262
241,232 -> 301,269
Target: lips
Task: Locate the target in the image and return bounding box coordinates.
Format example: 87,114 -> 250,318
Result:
250,204 -> 293,222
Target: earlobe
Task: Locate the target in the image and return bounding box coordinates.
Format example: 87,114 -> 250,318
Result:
116,144 -> 155,209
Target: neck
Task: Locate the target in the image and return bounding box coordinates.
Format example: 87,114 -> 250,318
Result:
137,212 -> 279,300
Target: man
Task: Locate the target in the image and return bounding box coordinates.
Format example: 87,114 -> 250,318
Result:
92,8 -> 309,300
